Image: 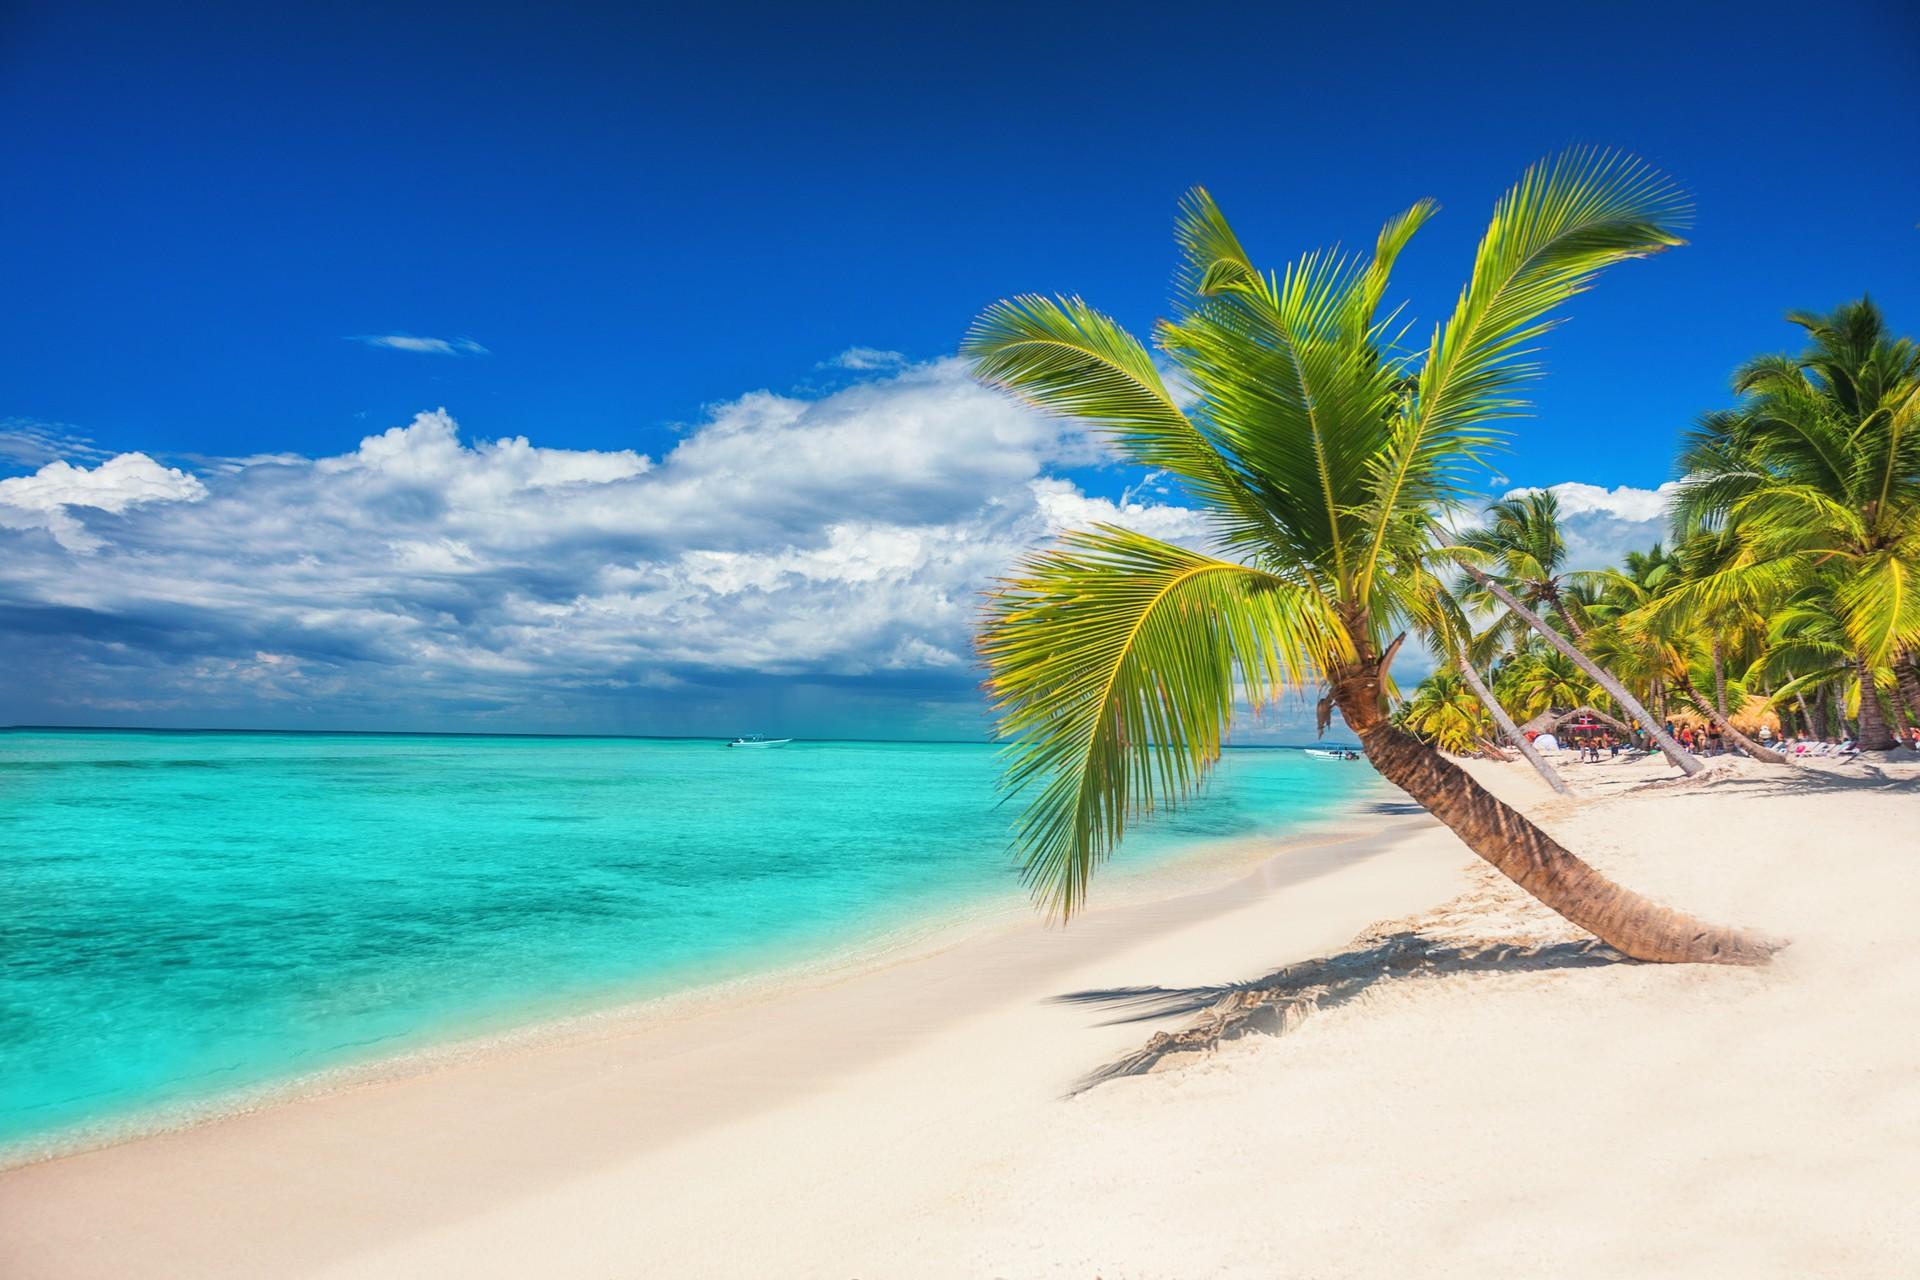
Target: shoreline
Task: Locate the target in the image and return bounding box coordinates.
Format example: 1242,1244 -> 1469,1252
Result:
0,792 -> 1464,1280
8,754 -> 1915,1277
0,770 -> 1407,1172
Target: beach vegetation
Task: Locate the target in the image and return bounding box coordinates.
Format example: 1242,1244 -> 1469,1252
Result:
1666,299 -> 1920,750
968,149 -> 1774,964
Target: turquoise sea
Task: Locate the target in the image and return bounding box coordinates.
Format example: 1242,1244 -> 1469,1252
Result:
0,730 -> 1383,1154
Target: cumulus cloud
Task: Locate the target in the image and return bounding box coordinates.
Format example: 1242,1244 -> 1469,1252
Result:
0,452 -> 207,552
1500,480 -> 1678,569
0,359 -> 1214,734
349,334 -> 490,356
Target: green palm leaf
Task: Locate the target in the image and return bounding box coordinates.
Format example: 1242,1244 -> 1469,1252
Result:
962,294 -> 1281,550
981,527 -> 1344,917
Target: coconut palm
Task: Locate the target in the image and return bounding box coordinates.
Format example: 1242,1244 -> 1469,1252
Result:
968,149 -> 1768,964
1670,298 -> 1920,750
1497,644 -> 1602,721
1636,619 -> 1786,762
1639,531 -> 1787,762
1460,491 -> 1595,637
1408,571 -> 1571,794
1456,496 -> 1702,773
1581,543 -> 1679,721
1395,670 -> 1492,756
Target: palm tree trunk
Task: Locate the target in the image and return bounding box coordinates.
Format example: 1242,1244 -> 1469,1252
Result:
1855,654 -> 1897,751
1894,650 -> 1920,733
1711,638 -> 1729,719
1806,687 -> 1829,740
1549,592 -> 1587,642
1888,679 -> 1913,736
1459,565 -> 1704,776
1455,651 -> 1571,796
1674,676 -> 1785,764
1330,658 -> 1770,965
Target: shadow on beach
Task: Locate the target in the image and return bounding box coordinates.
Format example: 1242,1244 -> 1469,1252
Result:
1055,932 -> 1630,1092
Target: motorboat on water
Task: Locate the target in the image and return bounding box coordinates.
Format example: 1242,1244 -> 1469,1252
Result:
726,734 -> 793,748
1305,747 -> 1363,761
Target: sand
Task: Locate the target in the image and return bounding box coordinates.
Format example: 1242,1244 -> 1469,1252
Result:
4,751 -> 1916,1278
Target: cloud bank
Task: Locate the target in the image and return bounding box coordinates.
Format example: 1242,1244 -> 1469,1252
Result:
0,359 -> 1218,736
1,356 -> 1685,739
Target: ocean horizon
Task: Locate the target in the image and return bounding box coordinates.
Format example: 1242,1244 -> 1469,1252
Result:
1,728 -> 1384,1156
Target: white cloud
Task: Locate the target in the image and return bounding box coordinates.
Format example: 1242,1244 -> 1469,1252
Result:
1501,480 -> 1677,569
0,359 -> 1205,732
1532,480 -> 1678,524
821,346 -> 907,371
350,334 -> 490,356
0,452 -> 207,552
0,453 -> 208,514
0,375 -> 1694,742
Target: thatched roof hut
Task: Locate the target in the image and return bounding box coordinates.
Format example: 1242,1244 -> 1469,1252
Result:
1519,705 -> 1636,738
1666,694 -> 1781,736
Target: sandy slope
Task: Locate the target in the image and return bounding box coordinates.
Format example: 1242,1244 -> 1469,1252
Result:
4,753 -> 1916,1278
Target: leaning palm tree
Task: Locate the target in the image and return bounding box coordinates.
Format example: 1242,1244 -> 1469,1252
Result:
1397,564 -> 1574,794
1460,491 -> 1594,637
1406,567 -> 1572,794
969,149 -> 1770,964
1455,495 -> 1702,773
1583,542 -> 1682,722
1669,299 -> 1920,751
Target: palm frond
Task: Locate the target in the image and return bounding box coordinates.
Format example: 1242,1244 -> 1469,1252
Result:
1835,551 -> 1920,666
963,295 -> 1280,550
1408,147 -> 1688,448
981,527 -> 1346,918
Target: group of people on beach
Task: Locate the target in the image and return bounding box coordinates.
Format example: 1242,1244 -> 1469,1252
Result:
1659,717 -> 1906,759
1665,721 -> 1728,756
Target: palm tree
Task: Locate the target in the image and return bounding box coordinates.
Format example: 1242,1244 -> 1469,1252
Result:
1583,542 -> 1680,722
1454,649 -> 1572,794
1636,617 -> 1787,763
1670,299 -> 1920,751
1395,671 -> 1493,756
1497,643 -> 1603,721
968,149 -> 1769,964
1460,491 -> 1594,637
1642,532 -> 1787,762
1456,495 -> 1703,773
1411,576 -> 1571,795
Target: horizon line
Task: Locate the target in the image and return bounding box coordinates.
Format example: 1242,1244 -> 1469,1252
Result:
0,723 -> 1356,749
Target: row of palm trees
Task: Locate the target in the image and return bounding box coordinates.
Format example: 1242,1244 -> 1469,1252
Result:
967,148 -> 1796,964
1398,298 -> 1919,773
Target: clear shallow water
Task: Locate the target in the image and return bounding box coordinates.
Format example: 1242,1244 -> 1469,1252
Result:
0,730 -> 1382,1151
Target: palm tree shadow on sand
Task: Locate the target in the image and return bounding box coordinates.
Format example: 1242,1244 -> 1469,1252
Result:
1055,932 -> 1632,1093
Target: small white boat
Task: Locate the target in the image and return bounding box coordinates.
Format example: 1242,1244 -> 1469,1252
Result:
726,735 -> 792,748
1305,747 -> 1363,761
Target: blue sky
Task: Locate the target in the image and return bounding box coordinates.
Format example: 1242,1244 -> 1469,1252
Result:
2,0 -> 1916,738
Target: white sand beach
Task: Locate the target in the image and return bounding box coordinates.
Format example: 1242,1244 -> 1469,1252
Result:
4,752 -> 1917,1279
